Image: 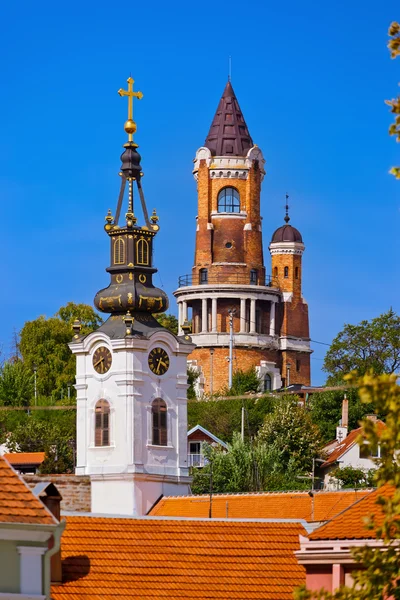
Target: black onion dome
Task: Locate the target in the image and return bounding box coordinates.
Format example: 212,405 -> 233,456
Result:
271,224 -> 303,244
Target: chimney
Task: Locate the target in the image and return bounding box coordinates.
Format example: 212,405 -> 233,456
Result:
336,395 -> 349,443
33,482 -> 63,583
342,394 -> 349,428
366,414 -> 378,423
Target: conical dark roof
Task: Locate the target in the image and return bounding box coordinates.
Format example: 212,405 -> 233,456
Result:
204,81 -> 253,157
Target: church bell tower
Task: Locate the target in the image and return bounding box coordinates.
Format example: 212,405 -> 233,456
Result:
70,77 -> 194,516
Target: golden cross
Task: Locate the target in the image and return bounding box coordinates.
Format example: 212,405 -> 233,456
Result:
118,77 -> 143,141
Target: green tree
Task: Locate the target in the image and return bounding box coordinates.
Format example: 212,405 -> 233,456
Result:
294,373 -> 400,600
224,367 -> 261,396
19,303 -> 101,399
309,388 -> 375,443
56,302 -> 103,334
331,465 -> 376,489
187,395 -> 275,442
155,313 -> 179,335
323,310 -> 400,385
257,396 -> 322,475
191,432 -> 310,495
387,22 -> 400,178
187,366 -> 199,400
0,360 -> 34,407
6,409 -> 76,474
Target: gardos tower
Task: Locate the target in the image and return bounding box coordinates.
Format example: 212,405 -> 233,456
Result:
70,78 -> 194,516
174,82 -> 311,394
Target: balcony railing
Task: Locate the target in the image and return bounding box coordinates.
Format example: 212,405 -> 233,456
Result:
178,272 -> 278,288
187,453 -> 207,467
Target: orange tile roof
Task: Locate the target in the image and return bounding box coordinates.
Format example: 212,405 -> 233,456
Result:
52,517 -> 306,599
309,485 -> 393,540
148,490 -> 371,522
4,451 -> 46,466
322,420 -> 386,467
0,455 -> 57,525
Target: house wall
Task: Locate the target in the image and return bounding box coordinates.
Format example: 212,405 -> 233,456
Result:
0,540 -> 20,594
305,565 -> 332,593
324,445 -> 377,489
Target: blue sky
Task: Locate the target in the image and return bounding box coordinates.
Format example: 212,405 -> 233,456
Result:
1,0 -> 399,385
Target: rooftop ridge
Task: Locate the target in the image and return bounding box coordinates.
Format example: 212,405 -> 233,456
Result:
160,488 -> 376,500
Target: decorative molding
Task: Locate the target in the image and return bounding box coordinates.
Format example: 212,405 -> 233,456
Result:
210,211 -> 247,220
269,241 -> 305,256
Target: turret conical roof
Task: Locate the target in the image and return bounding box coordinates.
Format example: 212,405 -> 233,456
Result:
204,81 -> 253,157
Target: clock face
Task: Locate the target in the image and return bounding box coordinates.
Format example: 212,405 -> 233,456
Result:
148,347 -> 170,376
92,346 -> 112,374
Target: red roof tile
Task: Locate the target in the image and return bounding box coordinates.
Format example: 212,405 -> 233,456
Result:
322,420 -> 386,467
149,490 -> 371,522
52,517 -> 306,599
309,485 -> 393,540
0,455 -> 57,525
4,451 -> 45,466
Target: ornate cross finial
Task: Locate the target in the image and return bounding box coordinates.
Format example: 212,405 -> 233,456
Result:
118,77 -> 143,142
284,193 -> 290,223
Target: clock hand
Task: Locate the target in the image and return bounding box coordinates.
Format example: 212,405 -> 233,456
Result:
159,360 -> 168,369
94,357 -> 105,368
156,358 -> 162,374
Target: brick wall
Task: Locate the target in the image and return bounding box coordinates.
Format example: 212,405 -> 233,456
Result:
23,474 -> 91,513
190,346 -> 282,394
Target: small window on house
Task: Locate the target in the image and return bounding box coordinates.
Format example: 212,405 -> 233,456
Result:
152,398 -> 167,446
250,269 -> 258,285
284,266 -> 289,278
264,374 -> 272,392
199,268 -> 208,284
95,400 -> 110,447
274,266 -> 278,278
360,442 -> 380,459
137,238 -> 149,265
217,187 -> 240,213
296,359 -> 301,372
114,237 -> 125,265
295,267 -> 299,279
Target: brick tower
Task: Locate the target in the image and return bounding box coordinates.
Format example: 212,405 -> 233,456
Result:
174,81 -> 311,394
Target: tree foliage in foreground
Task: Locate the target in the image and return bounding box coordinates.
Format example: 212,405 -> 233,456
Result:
323,309 -> 400,385
295,373 -> 400,599
387,22 -> 400,178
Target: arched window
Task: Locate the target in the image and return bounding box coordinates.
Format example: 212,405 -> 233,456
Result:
95,400 -> 110,447
264,374 -> 272,392
284,266 -> 289,278
217,187 -> 240,213
295,267 -> 299,279
114,237 -> 125,265
152,398 -> 167,446
199,268 -> 208,284
137,238 -> 149,265
274,266 -> 278,278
